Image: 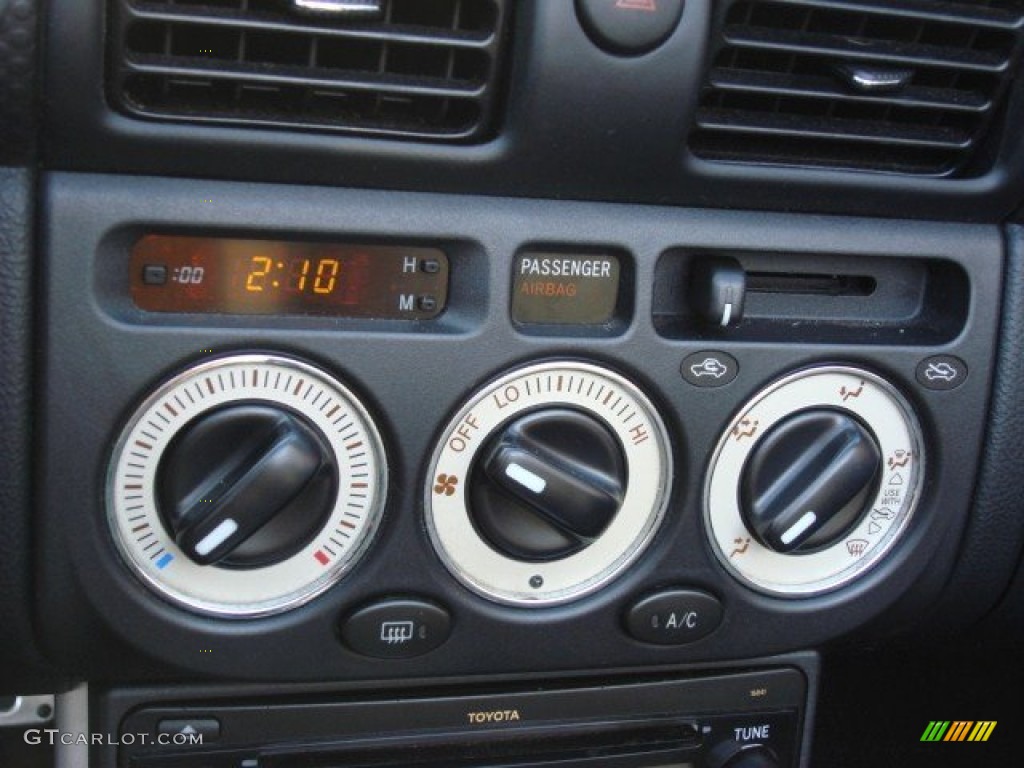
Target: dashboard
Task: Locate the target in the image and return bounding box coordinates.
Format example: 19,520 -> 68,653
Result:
2,1 -> 1024,767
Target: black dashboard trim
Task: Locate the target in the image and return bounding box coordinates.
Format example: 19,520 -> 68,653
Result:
36,171 -> 1002,684
0,168 -> 67,692
42,1 -> 1024,222
927,224 -> 1024,632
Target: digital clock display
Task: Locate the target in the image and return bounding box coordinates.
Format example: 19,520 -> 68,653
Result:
130,235 -> 449,319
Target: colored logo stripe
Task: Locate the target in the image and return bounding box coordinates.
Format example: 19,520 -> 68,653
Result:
922,721 -> 997,743
968,721 -> 997,742
944,721 -> 973,741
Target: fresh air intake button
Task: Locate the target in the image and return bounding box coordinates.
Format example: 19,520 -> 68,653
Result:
512,251 -> 621,325
915,355 -> 967,391
340,598 -> 452,659
577,0 -> 685,56
625,589 -> 723,645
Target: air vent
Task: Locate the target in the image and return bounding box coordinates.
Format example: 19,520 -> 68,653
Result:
689,0 -> 1024,175
109,0 -> 511,142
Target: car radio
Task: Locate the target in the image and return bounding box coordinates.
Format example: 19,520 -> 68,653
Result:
101,662 -> 812,768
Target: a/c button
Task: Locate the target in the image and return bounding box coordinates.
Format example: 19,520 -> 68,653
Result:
625,589 -> 723,645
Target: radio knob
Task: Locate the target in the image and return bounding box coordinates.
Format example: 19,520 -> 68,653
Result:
157,404 -> 337,567
469,409 -> 626,561
707,743 -> 780,768
739,409 -> 881,553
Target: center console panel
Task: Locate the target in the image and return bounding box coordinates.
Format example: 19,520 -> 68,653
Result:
37,171 -> 999,684
36,172 -> 1003,766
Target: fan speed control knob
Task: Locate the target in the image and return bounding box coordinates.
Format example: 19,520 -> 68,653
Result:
426,361 -> 672,606
471,408 -> 626,561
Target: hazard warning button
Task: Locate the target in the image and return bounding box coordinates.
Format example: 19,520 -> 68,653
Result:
577,0 -> 685,56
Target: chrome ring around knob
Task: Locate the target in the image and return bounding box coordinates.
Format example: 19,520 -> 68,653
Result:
705,365 -> 924,597
106,354 -> 388,617
425,361 -> 673,607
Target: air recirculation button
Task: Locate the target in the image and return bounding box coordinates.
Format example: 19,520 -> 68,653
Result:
471,409 -> 626,561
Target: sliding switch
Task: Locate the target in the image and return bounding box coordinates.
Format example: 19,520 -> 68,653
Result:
690,256 -> 746,328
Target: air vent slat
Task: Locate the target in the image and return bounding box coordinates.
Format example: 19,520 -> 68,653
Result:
691,0 -> 1024,176
109,0 -> 511,142
697,108 -> 973,149
710,69 -> 991,113
126,7 -> 495,49
766,0 -> 1024,30
125,56 -> 487,99
725,26 -> 1009,73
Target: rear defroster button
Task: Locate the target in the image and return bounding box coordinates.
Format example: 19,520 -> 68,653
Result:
625,589 -> 723,645
340,598 -> 451,659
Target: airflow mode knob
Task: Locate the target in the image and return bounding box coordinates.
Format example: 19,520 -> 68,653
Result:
705,366 -> 923,596
739,409 -> 881,554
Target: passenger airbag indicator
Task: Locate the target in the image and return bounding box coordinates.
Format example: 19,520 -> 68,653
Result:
512,252 -> 621,325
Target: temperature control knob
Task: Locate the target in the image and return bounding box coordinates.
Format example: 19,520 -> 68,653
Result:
158,404 -> 336,567
427,361 -> 672,606
740,409 -> 881,553
107,355 -> 387,617
471,409 -> 626,561
706,366 -> 923,596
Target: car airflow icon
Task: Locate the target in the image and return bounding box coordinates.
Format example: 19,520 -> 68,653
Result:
691,358 -> 729,379
923,362 -> 958,382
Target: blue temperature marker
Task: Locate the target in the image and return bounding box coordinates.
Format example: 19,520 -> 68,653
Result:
155,553 -> 174,570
